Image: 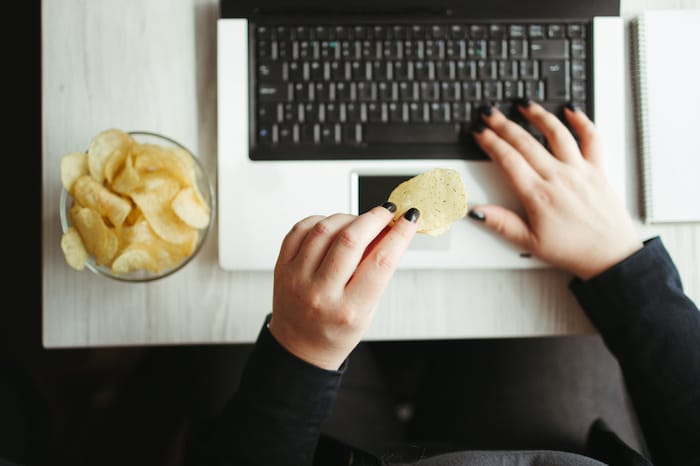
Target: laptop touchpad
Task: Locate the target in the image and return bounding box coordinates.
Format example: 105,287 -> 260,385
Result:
356,174 -> 450,251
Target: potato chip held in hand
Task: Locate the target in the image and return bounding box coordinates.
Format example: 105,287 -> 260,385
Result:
59,130 -> 213,280
388,168 -> 468,236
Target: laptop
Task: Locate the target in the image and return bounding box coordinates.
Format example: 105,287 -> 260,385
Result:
217,0 -> 625,271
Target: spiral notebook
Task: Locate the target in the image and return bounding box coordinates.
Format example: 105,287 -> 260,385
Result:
632,9 -> 700,224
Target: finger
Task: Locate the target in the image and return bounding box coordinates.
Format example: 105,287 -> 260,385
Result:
294,213 -> 357,274
473,127 -> 541,196
468,205 -> 534,252
346,210 -> 418,305
519,102 -> 581,164
276,215 -> 326,265
317,204 -> 396,287
564,105 -> 604,169
480,106 -> 556,177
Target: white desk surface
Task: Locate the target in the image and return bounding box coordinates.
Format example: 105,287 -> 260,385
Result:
42,0 -> 700,348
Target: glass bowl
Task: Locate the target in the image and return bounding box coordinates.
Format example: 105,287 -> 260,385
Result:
59,131 -> 215,282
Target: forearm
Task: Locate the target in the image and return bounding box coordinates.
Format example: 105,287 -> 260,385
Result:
571,237 -> 700,466
201,314 -> 344,466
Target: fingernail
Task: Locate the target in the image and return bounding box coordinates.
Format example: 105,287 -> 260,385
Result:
381,201 -> 397,213
515,96 -> 531,108
468,209 -> 486,222
565,101 -> 579,112
478,102 -> 494,117
472,119 -> 487,134
404,207 -> 420,223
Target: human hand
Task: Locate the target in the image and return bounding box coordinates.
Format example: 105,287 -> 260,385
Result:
470,101 -> 643,280
268,204 -> 419,370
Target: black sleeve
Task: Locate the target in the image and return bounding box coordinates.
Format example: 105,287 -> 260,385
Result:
570,237 -> 700,466
199,314 -> 345,466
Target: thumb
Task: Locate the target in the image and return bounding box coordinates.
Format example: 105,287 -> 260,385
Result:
468,205 -> 534,251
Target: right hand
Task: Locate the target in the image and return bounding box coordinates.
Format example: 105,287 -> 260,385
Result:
268,204 -> 418,370
470,102 -> 643,280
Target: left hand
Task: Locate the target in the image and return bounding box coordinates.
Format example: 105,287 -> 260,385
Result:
268,204 -> 419,370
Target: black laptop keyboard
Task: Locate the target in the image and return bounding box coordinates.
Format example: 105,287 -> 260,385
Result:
252,21 -> 590,160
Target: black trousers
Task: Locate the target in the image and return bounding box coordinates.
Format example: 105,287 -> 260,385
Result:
320,335 -> 648,462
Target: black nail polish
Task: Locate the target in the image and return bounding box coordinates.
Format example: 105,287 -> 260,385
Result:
468,209 -> 486,222
565,101 -> 579,112
404,207 -> 420,223
472,119 -> 487,134
381,202 -> 397,213
515,96 -> 531,108
478,102 -> 494,117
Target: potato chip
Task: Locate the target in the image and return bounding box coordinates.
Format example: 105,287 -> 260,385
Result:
60,151 -> 88,192
87,128 -> 134,184
71,175 -> 132,228
103,145 -> 129,184
388,168 -> 468,236
130,173 -> 198,245
111,154 -> 141,195
69,204 -> 119,265
172,187 -> 211,229
60,130 -> 210,276
133,143 -> 195,187
60,227 -> 89,271
111,246 -> 159,274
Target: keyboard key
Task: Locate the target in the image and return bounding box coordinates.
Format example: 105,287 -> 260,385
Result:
489,40 -> 507,59
467,40 -> 487,59
450,25 -> 467,39
258,83 -> 290,102
409,102 -> 427,122
530,39 -> 569,59
430,102 -> 451,122
508,40 -> 528,59
258,62 -> 285,81
524,80 -> 545,100
503,80 -> 523,99
509,25 -> 526,38
343,124 -> 361,143
320,124 -> 335,143
345,103 -> 361,122
528,24 -> 545,38
389,102 -> 406,122
456,61 -> 476,80
547,24 -> 565,38
571,39 -> 586,59
519,60 -> 539,80
572,80 -> 586,100
540,59 -> 570,101
477,60 -> 497,80
364,123 -> 461,143
469,25 -> 487,39
257,103 -> 278,124
300,124 -> 317,143
452,102 -> 472,122
488,25 -> 507,39
482,81 -> 503,101
462,82 -> 482,100
420,82 -> 440,101
257,126 -> 273,144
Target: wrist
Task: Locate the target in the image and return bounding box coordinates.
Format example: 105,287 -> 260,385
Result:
268,318 -> 346,371
576,240 -> 644,280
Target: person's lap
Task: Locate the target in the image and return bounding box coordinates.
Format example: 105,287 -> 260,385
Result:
321,335 -> 648,460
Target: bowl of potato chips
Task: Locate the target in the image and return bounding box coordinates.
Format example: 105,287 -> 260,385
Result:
59,129 -> 214,282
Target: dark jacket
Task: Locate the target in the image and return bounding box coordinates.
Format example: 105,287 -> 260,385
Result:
199,237 -> 700,466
